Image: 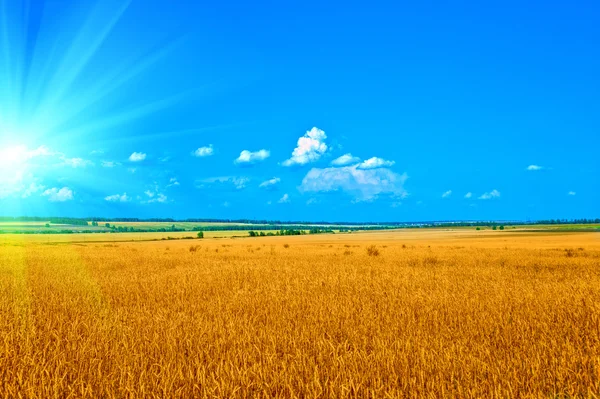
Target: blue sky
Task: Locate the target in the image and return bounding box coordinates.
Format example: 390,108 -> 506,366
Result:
0,0 -> 598,222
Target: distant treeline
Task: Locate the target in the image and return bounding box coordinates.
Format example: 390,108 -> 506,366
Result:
248,228 -> 335,237
431,218 -> 600,228
0,217 -> 89,226
1,216 -> 599,231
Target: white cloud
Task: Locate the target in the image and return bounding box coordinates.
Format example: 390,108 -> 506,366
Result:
464,192 -> 472,199
90,149 -> 104,155
478,189 -> 501,200
442,190 -> 452,198
61,157 -> 93,168
148,193 -> 168,203
105,193 -> 130,202
278,193 -> 290,203
21,182 -> 45,198
193,145 -> 214,157
101,161 -> 121,168
300,165 -> 408,201
27,145 -> 54,158
357,157 -> 395,170
259,177 -> 280,189
129,152 -> 146,162
144,190 -> 155,198
526,165 -> 543,171
568,191 -> 576,196
196,176 -> 249,190
282,127 -> 327,166
235,149 -> 270,165
167,177 -> 180,187
43,187 -> 73,202
306,198 -> 318,205
128,168 -> 137,174
331,153 -> 360,166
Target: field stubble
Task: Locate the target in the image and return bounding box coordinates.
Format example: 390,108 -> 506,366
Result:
1,231 -> 599,398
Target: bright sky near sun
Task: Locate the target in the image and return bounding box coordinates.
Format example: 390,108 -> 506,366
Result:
0,0 -> 598,222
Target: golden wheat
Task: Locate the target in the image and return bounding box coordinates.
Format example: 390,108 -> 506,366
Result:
1,231 -> 599,398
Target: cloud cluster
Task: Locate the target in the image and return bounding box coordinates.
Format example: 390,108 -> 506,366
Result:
442,190 -> 452,198
300,165 -> 408,201
259,177 -> 281,189
283,127 -> 327,166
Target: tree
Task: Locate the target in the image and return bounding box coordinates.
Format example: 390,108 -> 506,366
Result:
476,227 -> 481,231
197,231 -> 204,239
492,226 -> 497,230
105,223 -> 111,228
45,223 -> 50,228
499,225 -> 505,230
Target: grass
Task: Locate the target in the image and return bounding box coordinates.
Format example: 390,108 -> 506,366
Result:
0,230 -> 599,397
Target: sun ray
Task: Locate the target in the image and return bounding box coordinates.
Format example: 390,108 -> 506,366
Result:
32,0 -> 133,127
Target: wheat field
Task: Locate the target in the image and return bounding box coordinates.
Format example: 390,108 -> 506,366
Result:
1,230 -> 599,398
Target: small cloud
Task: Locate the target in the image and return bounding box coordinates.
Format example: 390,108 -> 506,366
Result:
193,145 -> 214,157
158,156 -> 171,163
464,192 -> 472,199
568,191 -> 576,196
143,192 -> 168,203
306,198 -> 319,205
43,187 -> 73,202
128,168 -> 137,174
356,157 -> 395,170
278,193 -> 290,203
62,156 -> 93,168
150,194 -> 168,203
478,189 -> 501,200
196,176 -> 249,190
282,127 -> 327,166
222,201 -> 230,207
331,153 -> 360,166
235,149 -> 270,165
129,152 -> 146,162
90,149 -> 104,155
22,182 -> 45,198
259,177 -> 280,189
101,161 -> 121,168
167,177 -> 180,187
526,165 -> 543,171
105,193 -> 130,202
391,202 -> 402,208
442,190 -> 452,198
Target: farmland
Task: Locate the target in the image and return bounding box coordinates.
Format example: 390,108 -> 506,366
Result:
1,229 -> 599,397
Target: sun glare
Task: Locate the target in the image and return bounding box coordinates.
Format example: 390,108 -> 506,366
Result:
0,145 -> 30,169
